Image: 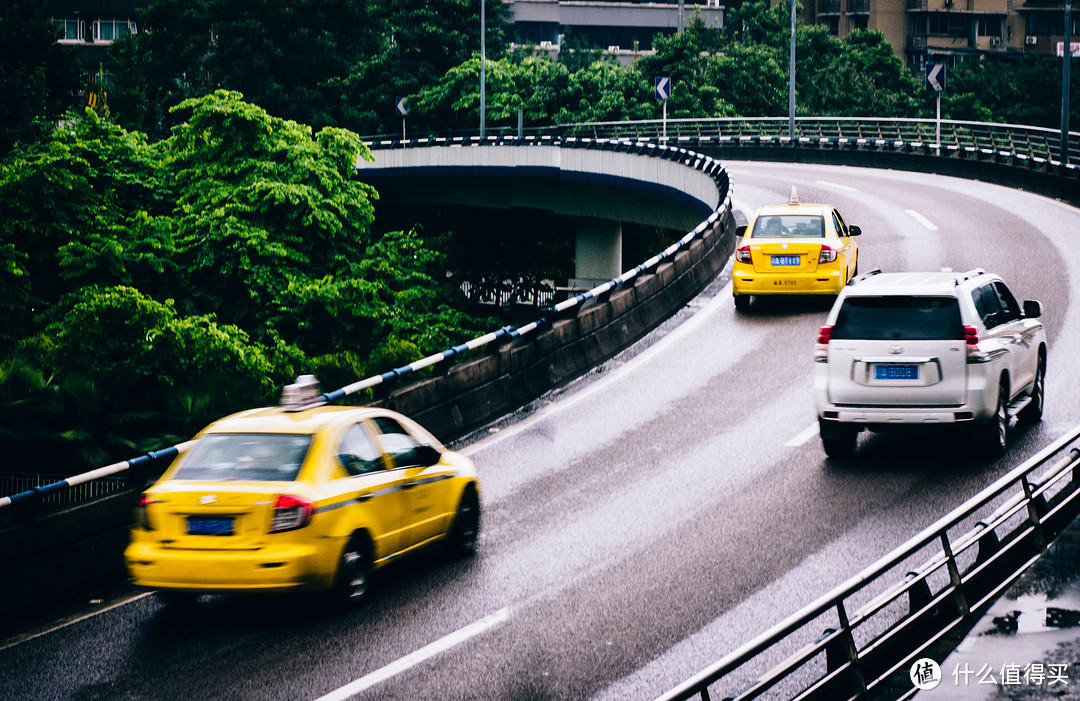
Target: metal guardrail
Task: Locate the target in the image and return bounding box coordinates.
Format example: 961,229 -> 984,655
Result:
363,118 -> 1080,168
550,117 -> 1080,167
658,425 -> 1080,701
0,135 -> 733,514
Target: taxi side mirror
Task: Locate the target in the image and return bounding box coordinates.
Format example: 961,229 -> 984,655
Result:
411,444 -> 443,467
1023,300 -> 1042,318
736,225 -> 747,238
848,225 -> 862,236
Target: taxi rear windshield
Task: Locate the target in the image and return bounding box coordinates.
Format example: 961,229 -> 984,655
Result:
751,215 -> 825,239
831,296 -> 964,341
173,433 -> 313,482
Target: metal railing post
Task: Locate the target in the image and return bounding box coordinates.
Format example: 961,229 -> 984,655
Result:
836,601 -> 869,698
940,532 -> 970,618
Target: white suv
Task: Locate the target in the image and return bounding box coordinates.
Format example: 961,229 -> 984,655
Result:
814,269 -> 1046,457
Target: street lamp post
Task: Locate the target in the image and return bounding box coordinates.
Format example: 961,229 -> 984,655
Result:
788,0 -> 797,141
480,0 -> 486,138
1063,0 -> 1072,165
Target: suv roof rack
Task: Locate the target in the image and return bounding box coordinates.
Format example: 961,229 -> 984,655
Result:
954,268 -> 986,286
847,268 -> 883,286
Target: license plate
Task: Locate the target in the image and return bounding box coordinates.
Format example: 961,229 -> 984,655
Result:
875,364 -> 919,380
771,255 -> 800,266
187,516 -> 234,536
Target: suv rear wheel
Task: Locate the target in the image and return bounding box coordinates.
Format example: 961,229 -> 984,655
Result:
978,379 -> 1009,457
820,420 -> 858,458
1017,355 -> 1045,425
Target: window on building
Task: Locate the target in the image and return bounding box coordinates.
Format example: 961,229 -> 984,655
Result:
53,18 -> 82,42
93,19 -> 135,43
976,16 -> 1003,37
926,13 -> 969,37
852,15 -> 869,30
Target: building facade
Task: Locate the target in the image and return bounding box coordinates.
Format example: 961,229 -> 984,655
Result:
795,0 -> 1079,72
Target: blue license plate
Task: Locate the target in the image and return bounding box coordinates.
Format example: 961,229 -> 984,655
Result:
187,516 -> 234,536
875,364 -> 919,380
771,255 -> 800,266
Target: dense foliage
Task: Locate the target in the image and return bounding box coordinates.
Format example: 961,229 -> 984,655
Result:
0,92 -> 494,472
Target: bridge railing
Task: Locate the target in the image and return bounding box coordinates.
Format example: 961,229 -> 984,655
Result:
548,117 -> 1080,166
658,426 -> 1080,701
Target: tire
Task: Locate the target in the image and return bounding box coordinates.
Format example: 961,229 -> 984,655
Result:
734,295 -> 750,312
978,379 -> 1009,457
821,427 -> 858,458
1017,355 -> 1045,425
446,488 -> 480,558
333,535 -> 372,607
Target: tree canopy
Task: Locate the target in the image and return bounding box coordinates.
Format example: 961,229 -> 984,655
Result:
0,92 -> 494,471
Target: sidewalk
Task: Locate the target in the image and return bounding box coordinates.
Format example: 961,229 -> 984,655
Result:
914,522 -> 1080,700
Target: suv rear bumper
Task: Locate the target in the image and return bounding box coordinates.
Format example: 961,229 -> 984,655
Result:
814,371 -> 997,427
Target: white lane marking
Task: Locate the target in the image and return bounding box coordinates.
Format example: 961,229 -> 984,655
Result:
0,592 -> 153,652
906,209 -> 938,231
313,607 -> 511,701
814,180 -> 859,193
785,423 -> 819,448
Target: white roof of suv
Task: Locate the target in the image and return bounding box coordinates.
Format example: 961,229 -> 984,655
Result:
844,269 -> 991,296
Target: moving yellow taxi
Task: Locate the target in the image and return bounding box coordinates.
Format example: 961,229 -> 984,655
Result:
732,189 -> 861,311
125,376 -> 481,607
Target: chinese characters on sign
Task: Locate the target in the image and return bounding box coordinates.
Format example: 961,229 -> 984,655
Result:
952,662 -> 1070,687
910,659 -> 1071,692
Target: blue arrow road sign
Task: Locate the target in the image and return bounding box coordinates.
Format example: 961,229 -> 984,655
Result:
925,63 -> 946,93
654,76 -> 671,101
395,97 -> 409,116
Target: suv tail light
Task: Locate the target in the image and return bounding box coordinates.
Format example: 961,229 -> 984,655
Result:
269,495 -> 314,533
964,325 -> 990,363
818,246 -> 837,263
815,325 -> 833,362
736,245 -> 752,264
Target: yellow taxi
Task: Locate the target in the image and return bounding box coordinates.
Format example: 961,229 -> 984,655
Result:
124,376 -> 481,607
732,188 -> 861,310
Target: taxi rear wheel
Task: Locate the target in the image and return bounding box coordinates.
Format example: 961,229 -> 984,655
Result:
334,534 -> 372,606
734,295 -> 750,312
446,488 -> 480,558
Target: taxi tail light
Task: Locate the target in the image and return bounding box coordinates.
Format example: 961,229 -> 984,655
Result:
135,493 -> 159,531
736,245 -> 752,264
815,325 -> 833,362
818,246 -> 838,263
269,494 -> 314,533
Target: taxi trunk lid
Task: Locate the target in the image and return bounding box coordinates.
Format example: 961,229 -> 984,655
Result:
751,242 -> 822,273
149,483 -> 289,550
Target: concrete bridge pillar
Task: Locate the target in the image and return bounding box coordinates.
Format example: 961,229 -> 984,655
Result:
570,217 -> 623,290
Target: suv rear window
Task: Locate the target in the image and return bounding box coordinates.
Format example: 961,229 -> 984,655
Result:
831,296 -> 964,341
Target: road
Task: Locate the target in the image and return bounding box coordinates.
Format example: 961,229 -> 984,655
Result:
2,162 -> 1079,701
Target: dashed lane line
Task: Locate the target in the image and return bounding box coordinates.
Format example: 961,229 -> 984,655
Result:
313,607 -> 511,701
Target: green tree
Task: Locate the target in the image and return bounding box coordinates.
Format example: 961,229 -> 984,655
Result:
0,109 -> 174,348
167,90 -> 378,334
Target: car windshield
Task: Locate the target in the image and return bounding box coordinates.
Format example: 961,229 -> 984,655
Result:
751,215 -> 825,239
172,433 -> 313,482
831,296 -> 964,340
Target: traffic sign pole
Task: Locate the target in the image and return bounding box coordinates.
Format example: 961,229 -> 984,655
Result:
935,91 -> 941,156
